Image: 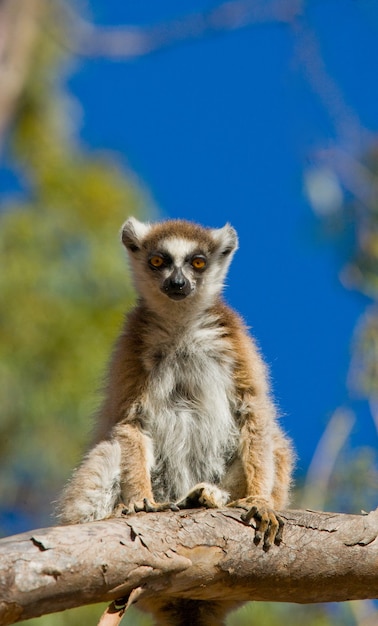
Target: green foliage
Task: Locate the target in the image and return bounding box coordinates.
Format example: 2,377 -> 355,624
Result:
228,602 -> 357,626
18,605 -> 152,626
0,4 -> 149,530
349,308 -> 378,400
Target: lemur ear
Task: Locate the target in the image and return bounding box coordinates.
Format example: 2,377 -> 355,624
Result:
210,223 -> 239,256
121,217 -> 152,252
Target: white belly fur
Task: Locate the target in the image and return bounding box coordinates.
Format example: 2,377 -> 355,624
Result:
143,325 -> 239,502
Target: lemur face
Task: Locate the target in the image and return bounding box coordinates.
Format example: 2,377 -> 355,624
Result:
147,237 -> 208,300
121,217 -> 238,305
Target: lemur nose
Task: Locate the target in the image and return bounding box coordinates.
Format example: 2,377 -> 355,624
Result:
162,268 -> 191,299
171,275 -> 185,289
169,268 -> 186,289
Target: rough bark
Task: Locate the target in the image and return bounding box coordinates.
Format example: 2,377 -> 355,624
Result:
0,507 -> 378,625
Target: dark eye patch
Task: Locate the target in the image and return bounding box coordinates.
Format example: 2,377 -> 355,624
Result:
148,251 -> 172,269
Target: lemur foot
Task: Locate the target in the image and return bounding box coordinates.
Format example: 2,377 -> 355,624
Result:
126,498 -> 180,514
229,497 -> 284,550
134,498 -> 180,513
176,482 -> 229,509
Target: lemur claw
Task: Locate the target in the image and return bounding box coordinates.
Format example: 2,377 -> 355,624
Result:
230,498 -> 284,550
114,498 -> 179,516
241,504 -> 284,550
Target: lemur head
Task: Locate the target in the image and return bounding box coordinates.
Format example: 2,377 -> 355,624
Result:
121,217 -> 238,308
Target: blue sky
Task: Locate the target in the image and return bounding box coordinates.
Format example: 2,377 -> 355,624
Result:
62,0 -> 378,475
4,0 -> 378,477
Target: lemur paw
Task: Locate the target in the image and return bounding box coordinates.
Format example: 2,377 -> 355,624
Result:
229,497 -> 284,550
135,498 -> 180,513
120,498 -> 180,515
176,483 -> 229,509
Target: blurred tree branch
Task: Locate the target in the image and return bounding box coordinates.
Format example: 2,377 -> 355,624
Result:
0,0 -> 45,150
301,409 -> 355,510
54,0 -> 302,59
1,507 -> 378,625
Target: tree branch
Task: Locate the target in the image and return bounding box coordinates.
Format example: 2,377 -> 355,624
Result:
1,507 -> 378,625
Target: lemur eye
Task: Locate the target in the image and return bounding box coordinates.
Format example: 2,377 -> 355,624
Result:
191,256 -> 207,270
149,255 -> 165,268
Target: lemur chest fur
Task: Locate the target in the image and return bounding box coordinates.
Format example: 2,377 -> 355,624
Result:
141,319 -> 240,502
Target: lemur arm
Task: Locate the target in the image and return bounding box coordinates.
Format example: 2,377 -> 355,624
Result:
113,421 -> 179,514
228,402 -> 285,549
57,420 -> 178,524
224,322 -> 288,548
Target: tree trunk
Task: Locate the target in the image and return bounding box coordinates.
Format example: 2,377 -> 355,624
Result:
0,507 -> 378,625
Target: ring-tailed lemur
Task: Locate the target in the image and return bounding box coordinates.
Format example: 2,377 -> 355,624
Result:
57,216 -> 295,625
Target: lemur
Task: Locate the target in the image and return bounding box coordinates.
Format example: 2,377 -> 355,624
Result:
57,216 -> 295,626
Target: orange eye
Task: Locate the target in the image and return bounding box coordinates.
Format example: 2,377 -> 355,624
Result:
191,256 -> 206,270
149,255 -> 164,268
